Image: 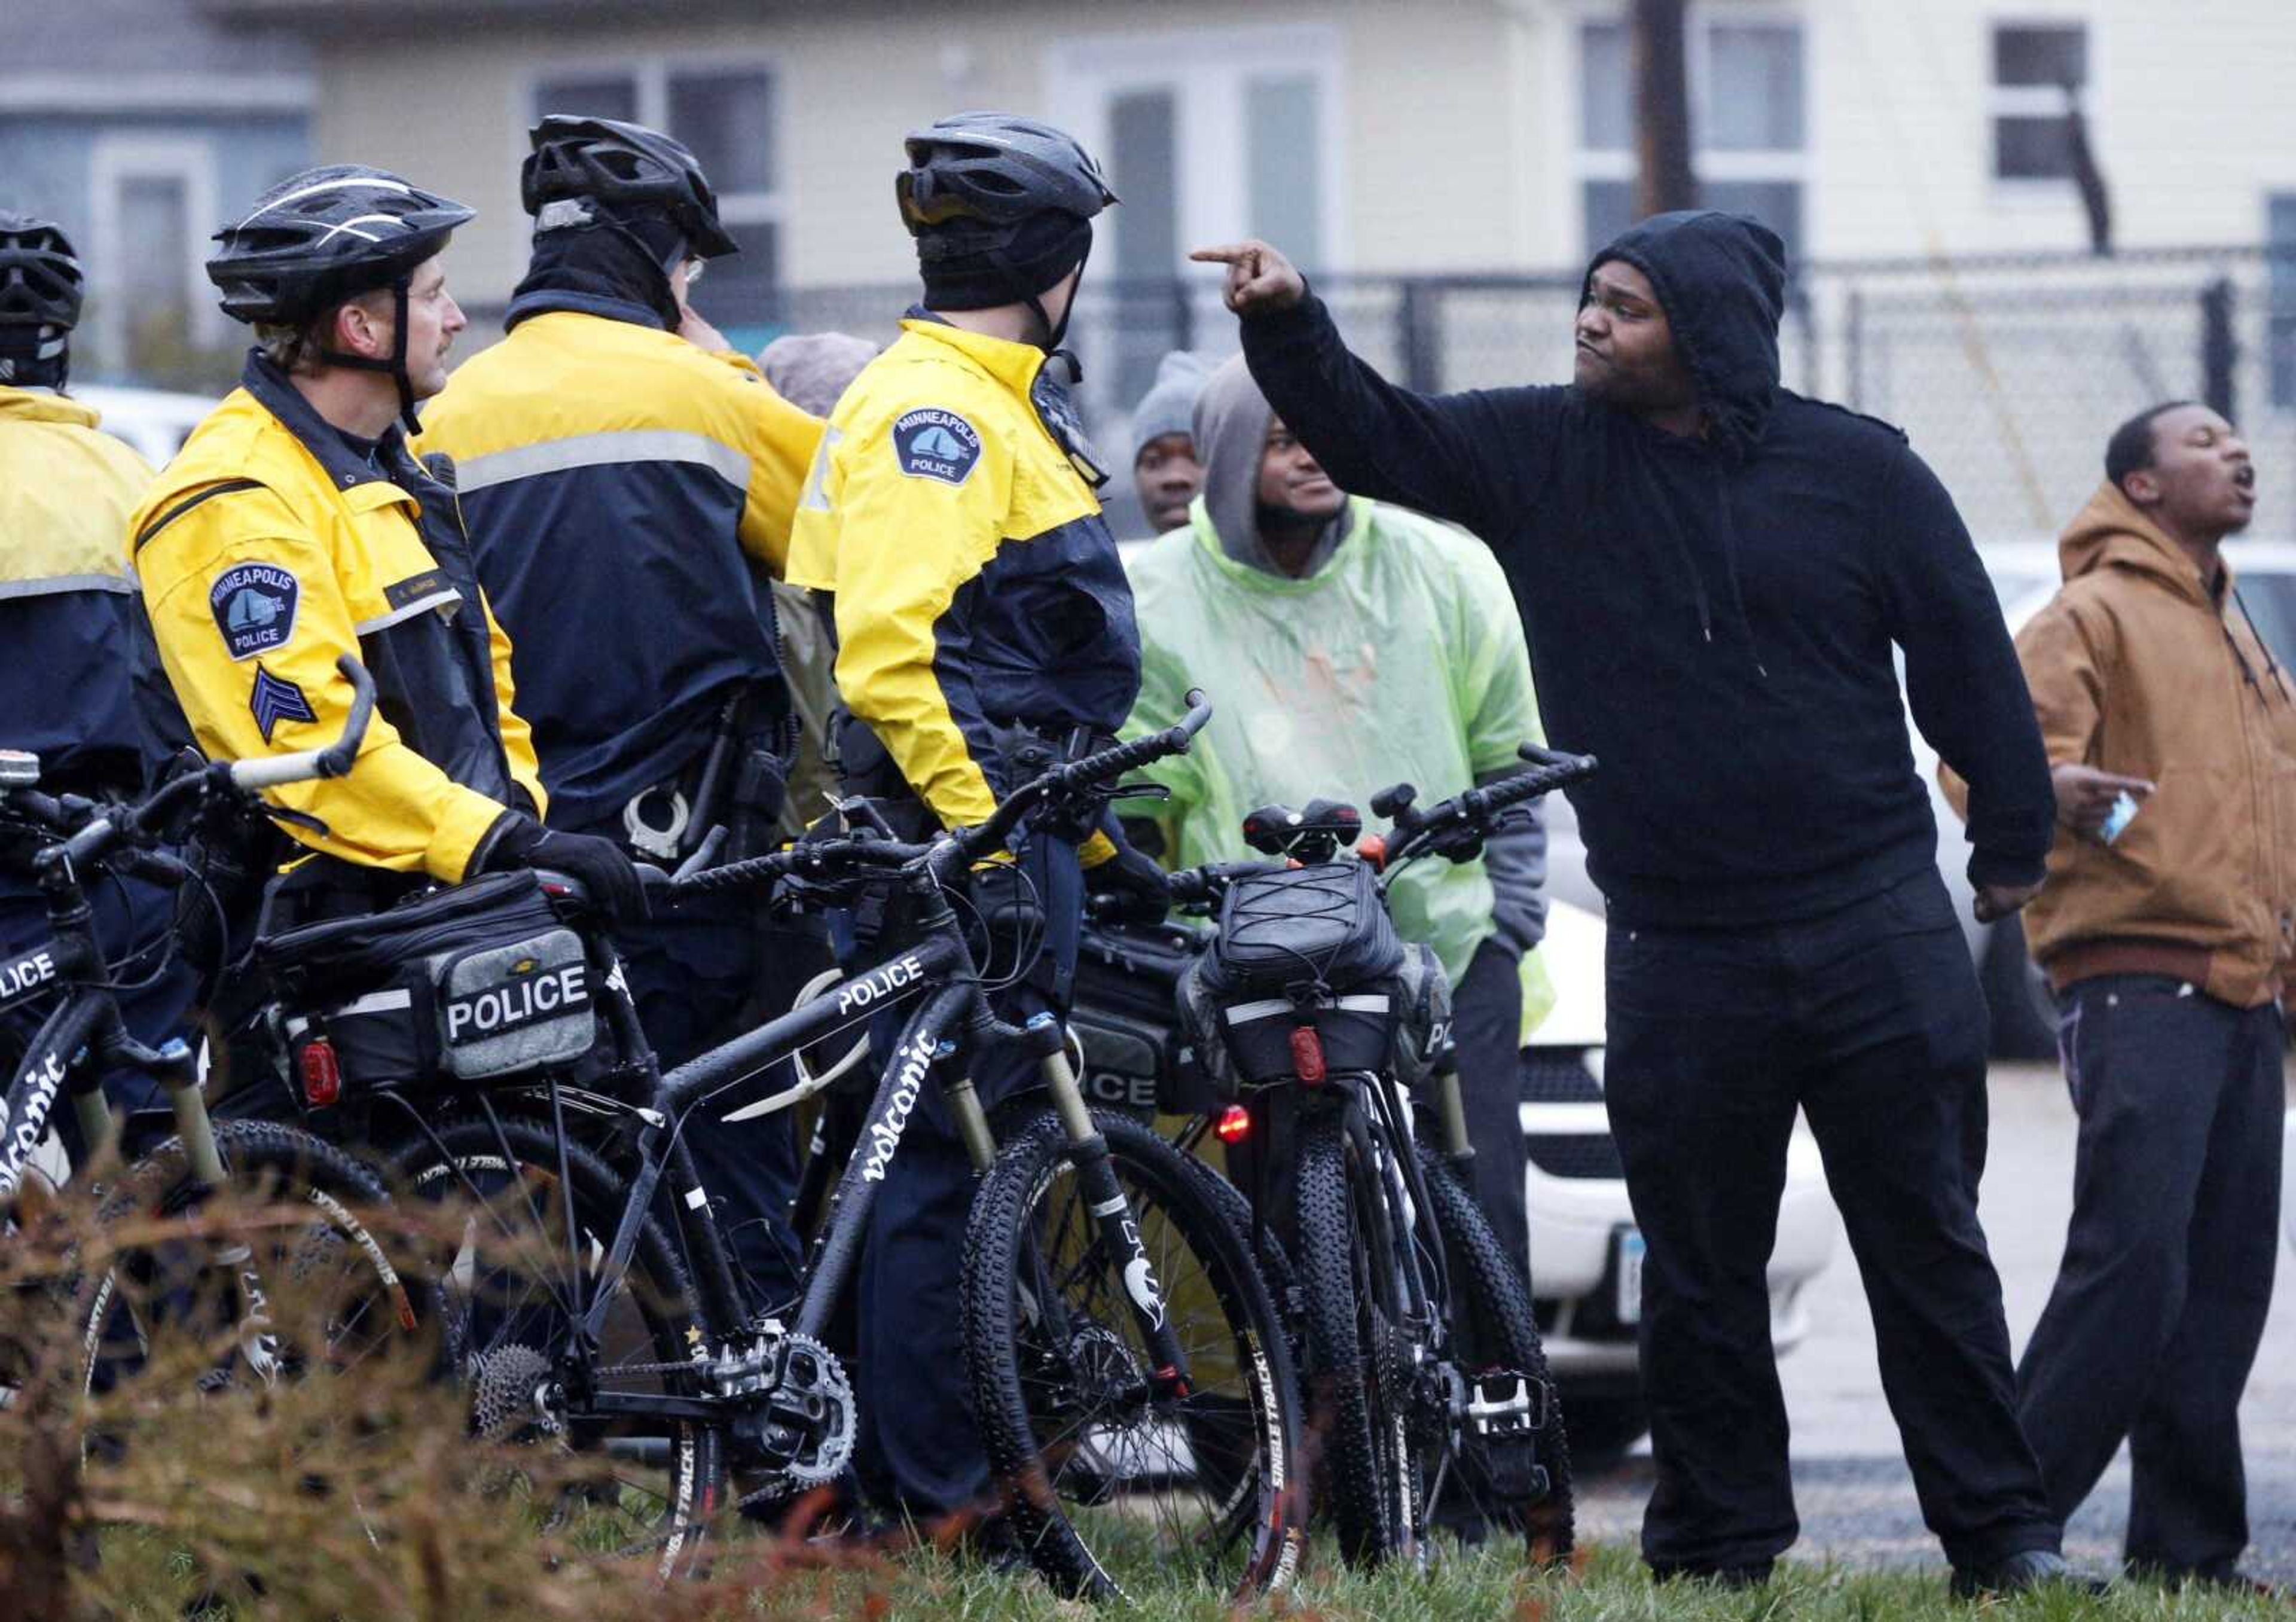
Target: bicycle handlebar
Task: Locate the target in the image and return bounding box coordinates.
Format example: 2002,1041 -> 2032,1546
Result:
950,688 -> 1214,866
227,654 -> 377,790
671,689 -> 1217,901
1379,744 -> 1598,870
19,656 -> 381,880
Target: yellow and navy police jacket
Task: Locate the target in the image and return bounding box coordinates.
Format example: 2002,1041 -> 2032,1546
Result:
417,292 -> 823,833
0,385 -> 182,796
786,312 -> 1141,839
130,352 -> 546,883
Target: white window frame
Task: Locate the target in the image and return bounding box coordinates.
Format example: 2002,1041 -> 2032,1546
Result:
1043,23 -> 1348,275
87,135 -> 224,370
518,55 -> 786,250
1570,4 -> 1809,257
1986,17 -> 2093,193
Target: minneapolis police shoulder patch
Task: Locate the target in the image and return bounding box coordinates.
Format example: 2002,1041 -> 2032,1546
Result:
209,562 -> 300,660
891,408 -> 983,486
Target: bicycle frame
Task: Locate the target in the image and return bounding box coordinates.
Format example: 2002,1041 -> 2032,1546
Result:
1,886 -> 206,1204
480,892 -> 1196,1443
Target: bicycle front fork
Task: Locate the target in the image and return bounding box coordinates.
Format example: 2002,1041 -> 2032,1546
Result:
947,1011 -> 1196,1398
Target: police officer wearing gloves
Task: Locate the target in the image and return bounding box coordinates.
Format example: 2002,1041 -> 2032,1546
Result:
784,112 -> 1160,1530
419,117 -> 823,1309
1,211 -> 199,1112
132,167 -> 646,947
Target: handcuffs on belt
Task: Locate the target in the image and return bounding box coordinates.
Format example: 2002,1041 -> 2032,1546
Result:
622,786 -> 691,861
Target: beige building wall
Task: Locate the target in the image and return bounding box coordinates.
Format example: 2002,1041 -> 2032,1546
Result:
303,0 -> 2296,317
311,0 -> 1531,315
1807,0 -> 2296,259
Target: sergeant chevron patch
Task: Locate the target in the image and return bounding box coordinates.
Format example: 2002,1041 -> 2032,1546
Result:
249,663 -> 317,743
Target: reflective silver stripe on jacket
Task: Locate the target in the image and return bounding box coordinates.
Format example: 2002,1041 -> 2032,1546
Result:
454,429 -> 751,493
0,572 -> 135,600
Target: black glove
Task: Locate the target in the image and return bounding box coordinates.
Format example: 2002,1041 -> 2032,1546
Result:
1091,841 -> 1172,926
966,858 -> 1046,982
476,812 -> 651,923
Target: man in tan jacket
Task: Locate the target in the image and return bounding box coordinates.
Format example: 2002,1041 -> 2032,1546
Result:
1975,400 -> 2289,1593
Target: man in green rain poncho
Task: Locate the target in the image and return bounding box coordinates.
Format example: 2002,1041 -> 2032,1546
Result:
1123,353 -> 1553,1272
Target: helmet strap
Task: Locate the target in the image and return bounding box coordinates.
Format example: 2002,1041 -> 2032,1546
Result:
316,277 -> 419,430
989,228 -> 1090,354
0,334 -> 68,392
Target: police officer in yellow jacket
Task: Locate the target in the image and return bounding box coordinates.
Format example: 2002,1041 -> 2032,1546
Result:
420,116 -> 825,1309
786,112 -> 1161,1524
1,210 -> 196,1115
133,167 -> 648,951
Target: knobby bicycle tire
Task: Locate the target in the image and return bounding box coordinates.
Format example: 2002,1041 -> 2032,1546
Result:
74,1118 -> 420,1404
1294,1107 -> 1418,1568
386,1111 -> 728,1581
961,1106 -> 1307,1601
1413,1139 -> 1575,1566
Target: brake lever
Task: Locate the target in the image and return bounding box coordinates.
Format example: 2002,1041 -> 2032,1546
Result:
1108,780 -> 1170,804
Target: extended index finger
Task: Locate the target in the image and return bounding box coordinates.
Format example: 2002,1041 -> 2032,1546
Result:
1188,243 -> 1260,266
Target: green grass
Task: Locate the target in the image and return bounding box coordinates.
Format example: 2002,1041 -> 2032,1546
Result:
81,1528 -> 2283,1622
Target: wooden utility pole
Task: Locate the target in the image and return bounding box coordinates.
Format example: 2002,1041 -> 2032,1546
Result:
1631,0 -> 1699,218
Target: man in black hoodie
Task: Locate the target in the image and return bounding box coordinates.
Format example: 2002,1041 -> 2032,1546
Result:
1196,216 -> 2068,1593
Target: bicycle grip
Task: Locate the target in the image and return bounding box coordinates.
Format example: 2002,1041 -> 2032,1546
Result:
318,655 -> 377,778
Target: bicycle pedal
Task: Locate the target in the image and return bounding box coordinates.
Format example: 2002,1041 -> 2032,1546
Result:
1462,1373 -> 1547,1436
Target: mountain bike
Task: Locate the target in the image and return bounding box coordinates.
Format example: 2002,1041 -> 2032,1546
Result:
1,655 -> 416,1413
1167,743 -> 1598,1569
259,691 -> 1306,1597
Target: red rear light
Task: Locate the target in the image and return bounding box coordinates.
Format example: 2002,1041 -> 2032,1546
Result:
1290,1026 -> 1327,1085
1214,1105 -> 1251,1144
299,1037 -> 342,1108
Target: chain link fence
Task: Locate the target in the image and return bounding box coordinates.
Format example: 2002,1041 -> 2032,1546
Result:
462,242 -> 2296,542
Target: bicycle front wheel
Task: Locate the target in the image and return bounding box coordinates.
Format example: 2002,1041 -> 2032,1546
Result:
962,1106 -> 1307,1601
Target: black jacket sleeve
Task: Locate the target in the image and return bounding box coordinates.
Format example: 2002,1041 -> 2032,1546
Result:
1874,444 -> 2054,889
1239,291 -> 1555,542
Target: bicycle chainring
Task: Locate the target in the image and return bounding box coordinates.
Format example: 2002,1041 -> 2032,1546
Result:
732,1331 -> 855,1490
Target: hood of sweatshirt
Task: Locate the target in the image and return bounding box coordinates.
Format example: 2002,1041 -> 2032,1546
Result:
1586,209 -> 1787,461
2058,479 -> 2220,605
1192,352 -> 1348,575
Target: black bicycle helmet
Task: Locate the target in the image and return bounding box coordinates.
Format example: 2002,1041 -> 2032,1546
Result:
897,112 -> 1116,239
523,115 -> 738,258
207,164 -> 474,327
0,212 -> 84,344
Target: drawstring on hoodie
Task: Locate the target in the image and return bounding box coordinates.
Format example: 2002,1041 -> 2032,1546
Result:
1596,234 -> 1777,681
1708,463 -> 1770,679
2230,586 -> 2291,705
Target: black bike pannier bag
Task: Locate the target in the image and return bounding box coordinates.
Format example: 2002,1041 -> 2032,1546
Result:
261,871 -> 596,1092
1181,862 -> 1412,1094
1207,862 -> 1403,995
1070,920 -> 1220,1117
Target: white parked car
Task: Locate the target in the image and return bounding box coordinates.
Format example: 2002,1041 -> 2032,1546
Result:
72,383 -> 213,470
1519,898 -> 1837,1461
